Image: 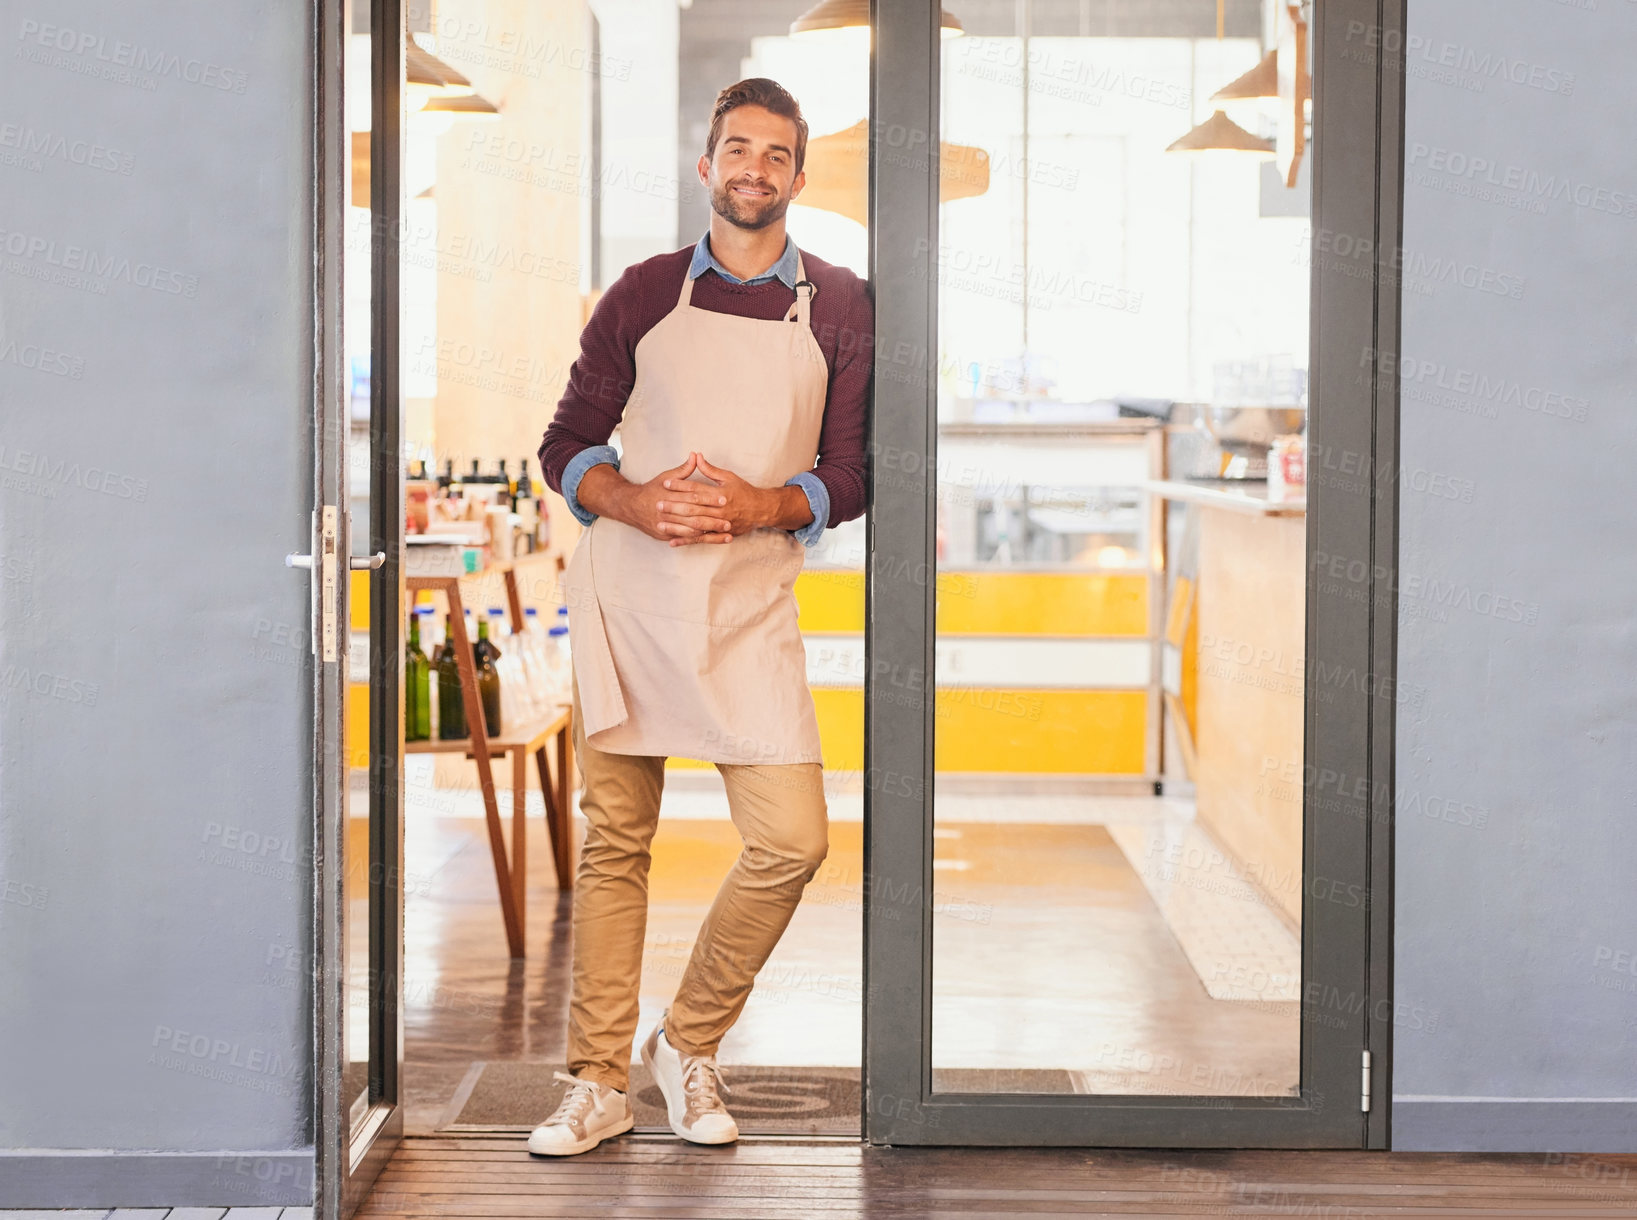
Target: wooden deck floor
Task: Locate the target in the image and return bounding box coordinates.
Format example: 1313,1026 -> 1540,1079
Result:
356,1135 -> 1637,1218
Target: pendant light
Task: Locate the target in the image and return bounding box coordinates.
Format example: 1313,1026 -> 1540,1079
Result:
420,92 -> 500,119
1210,50 -> 1279,103
1165,109 -> 1274,155
415,91 -> 499,138
796,118 -> 989,227
406,38 -> 475,103
1167,1 -> 1273,156
790,0 -> 963,39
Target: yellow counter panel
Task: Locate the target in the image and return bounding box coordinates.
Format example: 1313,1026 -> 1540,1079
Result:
354,566 -> 1154,778
796,569 -> 1149,638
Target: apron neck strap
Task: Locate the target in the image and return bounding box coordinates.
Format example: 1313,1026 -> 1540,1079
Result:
677,246 -> 813,327
784,250 -> 814,329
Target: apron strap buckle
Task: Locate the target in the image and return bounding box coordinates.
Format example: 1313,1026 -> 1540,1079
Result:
790,279 -> 817,324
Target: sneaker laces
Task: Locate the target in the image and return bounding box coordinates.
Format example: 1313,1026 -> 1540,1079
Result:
546,1070 -> 604,1125
680,1056 -> 731,1112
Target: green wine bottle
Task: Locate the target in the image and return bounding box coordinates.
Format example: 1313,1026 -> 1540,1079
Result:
475,611 -> 502,736
405,606 -> 432,742
435,610 -> 467,740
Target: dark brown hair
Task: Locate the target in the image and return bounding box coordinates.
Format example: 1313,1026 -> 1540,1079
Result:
705,78 -> 808,176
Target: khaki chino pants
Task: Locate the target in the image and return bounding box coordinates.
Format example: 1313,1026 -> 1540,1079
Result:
567,680 -> 829,1092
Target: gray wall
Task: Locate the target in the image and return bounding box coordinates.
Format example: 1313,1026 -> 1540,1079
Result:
1394,0 -> 1637,1151
0,0 -> 316,1203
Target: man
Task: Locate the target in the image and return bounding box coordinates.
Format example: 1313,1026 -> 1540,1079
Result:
527,78 -> 871,1156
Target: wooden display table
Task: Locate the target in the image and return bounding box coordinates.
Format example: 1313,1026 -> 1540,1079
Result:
406,566 -> 574,959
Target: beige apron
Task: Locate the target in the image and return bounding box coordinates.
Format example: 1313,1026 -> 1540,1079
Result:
562,250 -> 827,764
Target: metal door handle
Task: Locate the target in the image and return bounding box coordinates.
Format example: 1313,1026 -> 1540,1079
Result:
289,551 -> 383,570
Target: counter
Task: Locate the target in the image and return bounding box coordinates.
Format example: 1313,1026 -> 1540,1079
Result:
1141,478 -> 1305,517
1149,479 -> 1306,926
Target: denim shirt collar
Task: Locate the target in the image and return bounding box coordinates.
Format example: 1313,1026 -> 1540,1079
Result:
688,230 -> 799,288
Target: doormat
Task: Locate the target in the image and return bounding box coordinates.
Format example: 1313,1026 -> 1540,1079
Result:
440,1063 -> 1079,1135
442,1061 -> 861,1135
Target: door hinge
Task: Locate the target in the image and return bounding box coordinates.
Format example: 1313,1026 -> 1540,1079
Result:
1361,1049 -> 1373,1113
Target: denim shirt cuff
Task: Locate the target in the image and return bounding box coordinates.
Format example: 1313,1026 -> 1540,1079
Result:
784,471 -> 829,548
561,445 -> 620,526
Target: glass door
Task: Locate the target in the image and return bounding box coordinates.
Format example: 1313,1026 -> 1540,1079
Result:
863,0 -> 1401,1146
313,0 -> 406,1213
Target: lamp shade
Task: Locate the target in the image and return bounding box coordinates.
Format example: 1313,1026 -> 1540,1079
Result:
406,39 -> 474,97
421,92 -> 500,118
796,118 -> 988,227
1210,50 -> 1279,101
791,0 -> 963,38
1166,109 -> 1274,154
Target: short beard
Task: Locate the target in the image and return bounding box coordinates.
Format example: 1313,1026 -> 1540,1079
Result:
709,178 -> 790,231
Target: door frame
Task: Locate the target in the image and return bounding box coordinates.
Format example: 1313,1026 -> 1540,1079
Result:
862,0 -> 1406,1146
312,0 -> 407,1214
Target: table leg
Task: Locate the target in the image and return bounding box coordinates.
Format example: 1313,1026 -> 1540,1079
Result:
558,719 -> 575,886
447,582 -> 522,958
504,566 -> 526,634
535,741 -> 570,891
512,747 -> 527,945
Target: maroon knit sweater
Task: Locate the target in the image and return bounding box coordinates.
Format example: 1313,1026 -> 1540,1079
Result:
537,245 -> 873,526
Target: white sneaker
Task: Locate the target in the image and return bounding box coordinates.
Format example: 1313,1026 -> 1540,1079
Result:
640,1020 -> 739,1145
526,1071 -> 634,1156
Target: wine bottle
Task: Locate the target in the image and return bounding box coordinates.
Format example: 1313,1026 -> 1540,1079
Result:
435,610 -> 467,740
475,610 -> 503,736
512,460 -> 538,552
405,606 -> 432,742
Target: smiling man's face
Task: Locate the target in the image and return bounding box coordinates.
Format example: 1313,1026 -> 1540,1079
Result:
700,104 -> 805,231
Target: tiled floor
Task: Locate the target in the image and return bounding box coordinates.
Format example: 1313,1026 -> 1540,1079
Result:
386,774 -> 1301,1131
1107,818 -> 1303,1001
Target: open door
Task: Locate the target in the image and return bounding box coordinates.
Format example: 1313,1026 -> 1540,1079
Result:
312,0 -> 406,1214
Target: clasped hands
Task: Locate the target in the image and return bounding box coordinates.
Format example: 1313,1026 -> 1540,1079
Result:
578,452 -> 813,547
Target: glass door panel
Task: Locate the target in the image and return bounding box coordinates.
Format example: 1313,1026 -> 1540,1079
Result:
864,0 -> 1396,1147
338,0 -> 404,1206
930,0 -> 1306,1100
